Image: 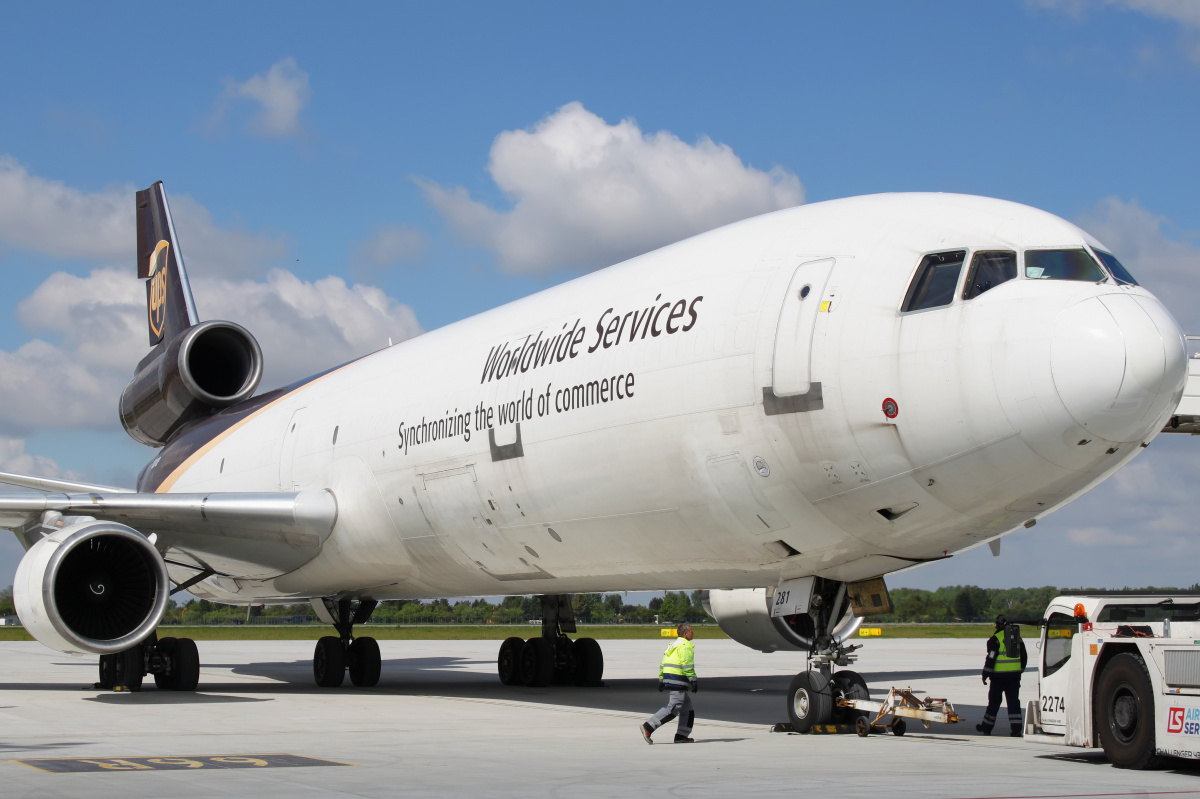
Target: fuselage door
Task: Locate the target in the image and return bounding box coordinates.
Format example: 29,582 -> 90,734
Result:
278,407 -> 307,489
772,258 -> 834,396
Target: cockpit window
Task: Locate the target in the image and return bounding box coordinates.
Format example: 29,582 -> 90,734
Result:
1094,250 -> 1139,286
1024,249 -> 1105,282
902,250 -> 966,312
963,251 -> 1017,300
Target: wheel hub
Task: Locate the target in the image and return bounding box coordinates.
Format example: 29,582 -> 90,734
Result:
794,688 -> 810,718
1112,689 -> 1138,740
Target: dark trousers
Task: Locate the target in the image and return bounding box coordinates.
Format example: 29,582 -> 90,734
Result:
982,673 -> 1022,732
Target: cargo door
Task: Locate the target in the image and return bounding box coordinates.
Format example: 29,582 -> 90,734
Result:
772,258 -> 834,396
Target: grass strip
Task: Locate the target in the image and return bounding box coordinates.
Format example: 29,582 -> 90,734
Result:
0,623 -> 1037,642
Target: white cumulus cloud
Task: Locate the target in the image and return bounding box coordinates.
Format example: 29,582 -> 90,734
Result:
195,269 -> 423,388
1034,0 -> 1200,26
0,156 -> 128,259
1066,526 -> 1140,547
353,224 -> 428,269
0,157 -> 288,277
422,102 -> 804,275
0,267 -> 423,437
209,58 -> 312,139
1034,0 -> 1200,63
0,438 -> 73,480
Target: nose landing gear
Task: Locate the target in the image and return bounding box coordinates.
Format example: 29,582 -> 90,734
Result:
496,594 -> 605,688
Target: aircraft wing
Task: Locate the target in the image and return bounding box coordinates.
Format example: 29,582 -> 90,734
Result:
0,488 -> 338,580
0,470 -> 134,494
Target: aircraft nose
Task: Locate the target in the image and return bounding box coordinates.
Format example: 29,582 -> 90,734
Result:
1050,294 -> 1187,442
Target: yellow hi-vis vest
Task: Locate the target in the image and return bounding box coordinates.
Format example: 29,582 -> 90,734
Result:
991,632 -> 1022,673
659,638 -> 696,688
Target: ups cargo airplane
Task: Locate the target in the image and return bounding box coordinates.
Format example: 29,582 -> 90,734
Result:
3,182 -> 1197,729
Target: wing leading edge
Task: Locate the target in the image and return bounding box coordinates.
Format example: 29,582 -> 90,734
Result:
0,488 -> 337,580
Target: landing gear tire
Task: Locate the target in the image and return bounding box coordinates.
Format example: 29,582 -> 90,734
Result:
571,637 -> 604,687
830,670 -> 870,723
520,637 -> 555,687
114,644 -> 144,692
1095,652 -> 1162,769
313,636 -> 346,688
98,653 -> 116,689
787,670 -> 832,733
498,636 -> 525,685
153,638 -> 176,689
347,637 -> 381,688
170,638 -> 200,691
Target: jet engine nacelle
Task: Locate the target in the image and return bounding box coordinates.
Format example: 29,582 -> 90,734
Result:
14,520 -> 169,656
704,588 -> 861,653
120,320 -> 263,447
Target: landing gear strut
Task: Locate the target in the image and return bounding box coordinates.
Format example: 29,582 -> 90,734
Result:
96,632 -> 201,692
497,594 -> 604,688
784,579 -> 866,732
312,597 -> 381,688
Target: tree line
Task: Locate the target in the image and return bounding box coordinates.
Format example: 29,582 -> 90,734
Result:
876,584 -> 1200,624
2,584 -> 1197,626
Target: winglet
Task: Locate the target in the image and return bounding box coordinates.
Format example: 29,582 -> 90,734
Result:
136,181 -> 200,345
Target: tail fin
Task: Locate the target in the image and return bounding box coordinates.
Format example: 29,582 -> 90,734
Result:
136,181 -> 199,346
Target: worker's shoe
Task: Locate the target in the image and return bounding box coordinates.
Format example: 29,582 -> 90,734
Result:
975,724 -> 992,735
640,723 -> 654,745
674,734 -> 694,743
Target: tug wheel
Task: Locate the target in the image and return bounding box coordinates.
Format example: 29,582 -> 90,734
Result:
1095,653 -> 1161,769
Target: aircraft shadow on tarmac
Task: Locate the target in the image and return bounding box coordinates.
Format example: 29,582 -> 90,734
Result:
99,656 -> 989,731
3,657 -> 994,732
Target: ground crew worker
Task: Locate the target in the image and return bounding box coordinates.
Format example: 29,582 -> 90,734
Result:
977,614 -> 1028,736
640,623 -> 697,744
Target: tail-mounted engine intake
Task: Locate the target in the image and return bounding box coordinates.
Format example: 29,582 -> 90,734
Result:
120,320 -> 263,447
703,578 -> 862,653
14,519 -> 169,656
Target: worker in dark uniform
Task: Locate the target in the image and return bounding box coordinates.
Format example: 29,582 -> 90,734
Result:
640,623 -> 697,744
977,614 -> 1027,736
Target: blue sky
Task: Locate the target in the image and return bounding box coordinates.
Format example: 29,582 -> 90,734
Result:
0,1 -> 1198,594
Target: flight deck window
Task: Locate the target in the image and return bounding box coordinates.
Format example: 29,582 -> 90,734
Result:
1024,249 -> 1105,282
901,250 -> 966,312
963,251 -> 1017,300
1094,250 -> 1140,286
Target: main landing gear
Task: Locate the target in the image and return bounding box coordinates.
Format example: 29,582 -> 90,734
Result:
497,594 -> 604,688
97,632 -> 201,692
311,597 -> 382,688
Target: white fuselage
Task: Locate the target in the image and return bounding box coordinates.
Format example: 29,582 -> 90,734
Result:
150,193 -> 1187,603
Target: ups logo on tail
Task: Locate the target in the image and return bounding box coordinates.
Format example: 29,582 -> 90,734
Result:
147,240 -> 169,340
